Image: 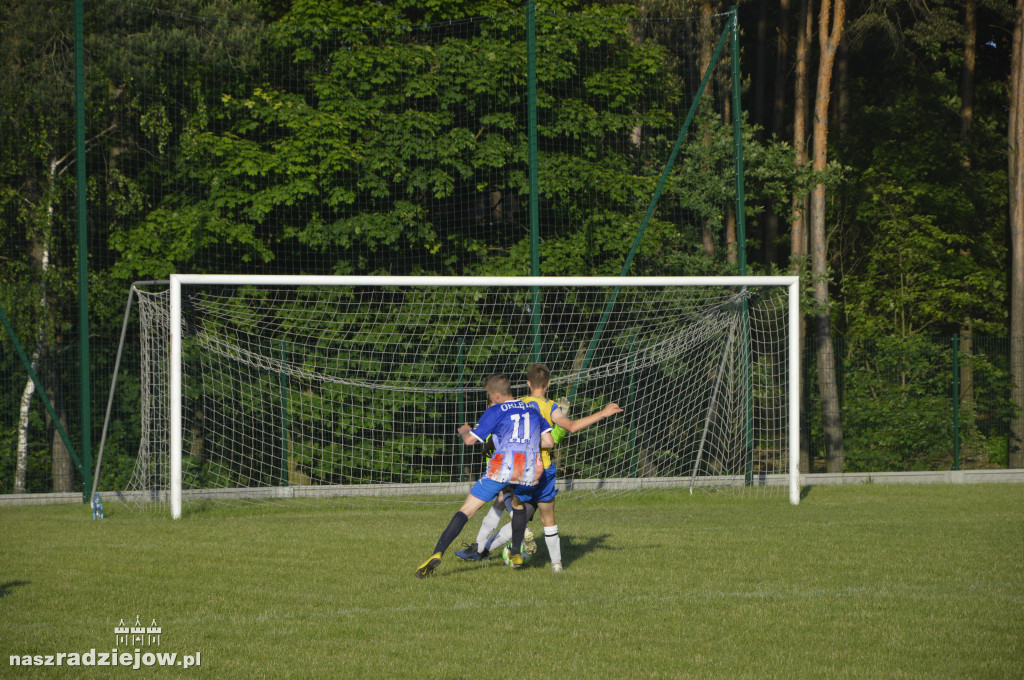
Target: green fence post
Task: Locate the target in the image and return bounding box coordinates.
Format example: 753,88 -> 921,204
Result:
75,0 -> 91,503
527,0 -> 542,362
952,334 -> 960,471
566,20 -> 734,405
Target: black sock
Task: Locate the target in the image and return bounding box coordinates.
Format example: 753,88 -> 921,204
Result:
433,511 -> 469,555
510,506 -> 527,555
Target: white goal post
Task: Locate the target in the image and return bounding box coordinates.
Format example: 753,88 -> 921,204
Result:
164,274 -> 800,518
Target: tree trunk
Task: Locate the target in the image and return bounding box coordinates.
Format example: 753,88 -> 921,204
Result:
958,1 -> 978,423
812,0 -> 846,473
1009,0 -> 1024,469
51,408 -> 74,493
774,0 -> 792,140
960,323 -> 974,421
961,0 -> 977,168
792,0 -> 812,473
753,0 -> 769,137
15,348 -> 40,493
761,0 -> 792,268
723,81 -> 737,265
791,0 -> 811,272
832,31 -> 849,139
15,156 -> 60,492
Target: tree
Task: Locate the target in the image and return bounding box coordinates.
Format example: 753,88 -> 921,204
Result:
0,0 -> 80,492
1010,0 -> 1024,468
810,0 -> 846,472
791,0 -> 812,472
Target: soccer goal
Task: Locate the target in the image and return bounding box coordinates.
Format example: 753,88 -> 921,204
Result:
127,275 -> 799,517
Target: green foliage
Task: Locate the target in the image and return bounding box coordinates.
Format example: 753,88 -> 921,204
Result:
98,3 -> 749,280
835,0 -> 1009,338
3,0 -> 1018,495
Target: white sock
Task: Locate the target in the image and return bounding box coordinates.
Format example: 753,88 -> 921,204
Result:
484,523 -> 513,553
475,506 -> 504,550
544,525 -> 561,565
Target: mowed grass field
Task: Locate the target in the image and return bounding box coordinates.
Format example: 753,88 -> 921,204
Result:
1,483 -> 1022,679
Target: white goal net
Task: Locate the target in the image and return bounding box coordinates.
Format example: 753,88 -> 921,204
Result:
125,276 -> 799,516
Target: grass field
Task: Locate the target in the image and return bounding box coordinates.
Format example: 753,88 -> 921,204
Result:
2,483 -> 1022,679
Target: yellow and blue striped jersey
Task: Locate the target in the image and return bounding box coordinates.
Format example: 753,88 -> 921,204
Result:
518,395 -> 560,469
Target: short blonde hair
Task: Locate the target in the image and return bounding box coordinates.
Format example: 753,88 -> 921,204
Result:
526,363 -> 551,388
484,373 -> 511,396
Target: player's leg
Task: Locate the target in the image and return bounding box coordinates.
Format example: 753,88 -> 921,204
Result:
482,498 -> 536,553
537,500 -> 562,572
416,482 -> 495,578
533,465 -> 562,572
457,490 -> 507,560
506,495 -> 529,567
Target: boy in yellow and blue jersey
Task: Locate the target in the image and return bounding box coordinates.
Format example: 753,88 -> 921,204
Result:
456,363 -> 622,572
415,373 -> 553,578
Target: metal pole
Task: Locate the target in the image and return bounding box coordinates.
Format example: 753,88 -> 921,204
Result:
952,334 -> 960,471
566,21 -> 734,405
527,0 -> 542,361
92,281 -> 168,498
0,304 -> 82,474
75,0 -> 92,503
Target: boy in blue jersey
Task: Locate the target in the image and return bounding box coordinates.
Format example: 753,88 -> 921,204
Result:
415,373 -> 553,578
457,363 -> 622,572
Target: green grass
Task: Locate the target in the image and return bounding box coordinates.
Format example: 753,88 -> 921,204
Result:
2,484 -> 1022,679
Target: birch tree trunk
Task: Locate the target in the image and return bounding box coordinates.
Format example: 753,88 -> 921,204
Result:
14,347 -> 40,492
14,157 -> 58,492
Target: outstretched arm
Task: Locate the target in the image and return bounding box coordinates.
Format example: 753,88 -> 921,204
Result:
551,403 -> 623,434
458,423 -> 479,446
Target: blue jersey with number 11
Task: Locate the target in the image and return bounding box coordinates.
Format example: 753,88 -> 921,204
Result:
469,400 -> 550,485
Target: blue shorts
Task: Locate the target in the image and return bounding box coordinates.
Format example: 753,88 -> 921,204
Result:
469,477 -> 539,503
510,465 -> 557,505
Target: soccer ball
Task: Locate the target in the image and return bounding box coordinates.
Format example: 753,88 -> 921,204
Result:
501,542 -> 533,567
501,528 -> 537,567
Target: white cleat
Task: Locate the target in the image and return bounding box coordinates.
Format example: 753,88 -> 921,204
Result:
551,562 -> 563,573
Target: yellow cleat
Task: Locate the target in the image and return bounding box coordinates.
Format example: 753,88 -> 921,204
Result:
415,552 -> 442,579
507,553 -> 524,569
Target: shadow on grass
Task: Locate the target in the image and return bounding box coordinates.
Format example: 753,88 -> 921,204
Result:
561,532 -> 612,568
0,581 -> 30,598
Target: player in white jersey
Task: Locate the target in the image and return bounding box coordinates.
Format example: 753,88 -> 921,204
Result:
456,363 -> 622,572
415,373 -> 553,578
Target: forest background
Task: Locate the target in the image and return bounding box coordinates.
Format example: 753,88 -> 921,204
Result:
1,0 -> 1022,498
